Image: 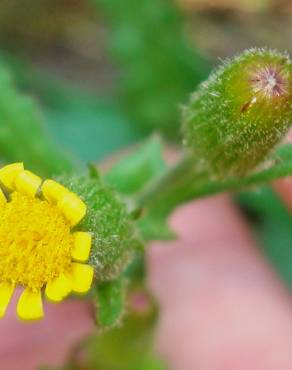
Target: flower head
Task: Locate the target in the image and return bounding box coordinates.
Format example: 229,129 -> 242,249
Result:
0,163 -> 94,320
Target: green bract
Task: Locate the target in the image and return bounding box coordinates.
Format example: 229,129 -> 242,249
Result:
58,174 -> 142,281
182,48 -> 292,178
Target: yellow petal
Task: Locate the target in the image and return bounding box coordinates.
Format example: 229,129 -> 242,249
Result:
15,170 -> 42,197
71,263 -> 94,294
0,188 -> 7,205
42,179 -> 69,204
17,289 -> 44,321
0,163 -> 24,190
0,283 -> 14,318
58,192 -> 86,226
45,273 -> 72,302
71,232 -> 92,262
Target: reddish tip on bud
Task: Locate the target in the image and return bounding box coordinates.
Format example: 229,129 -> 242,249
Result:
250,65 -> 288,98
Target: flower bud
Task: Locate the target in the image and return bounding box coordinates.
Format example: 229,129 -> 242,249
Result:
182,48 -> 292,178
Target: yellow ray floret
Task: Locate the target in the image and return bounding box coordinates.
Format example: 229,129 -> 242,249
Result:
42,179 -> 68,204
45,273 -> 72,303
71,263 -> 94,293
0,162 -> 24,190
15,170 -> 42,197
58,192 -> 86,226
17,289 -> 44,321
0,188 -> 6,206
0,282 -> 14,318
0,163 -> 94,321
71,232 -> 92,262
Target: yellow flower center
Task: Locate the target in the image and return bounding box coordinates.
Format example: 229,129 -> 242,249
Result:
0,163 -> 94,321
0,192 -> 73,291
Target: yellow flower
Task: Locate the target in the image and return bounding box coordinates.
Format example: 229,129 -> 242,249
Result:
0,163 -> 94,321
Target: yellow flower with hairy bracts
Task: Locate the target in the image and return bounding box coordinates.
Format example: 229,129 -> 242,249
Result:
0,163 -> 94,321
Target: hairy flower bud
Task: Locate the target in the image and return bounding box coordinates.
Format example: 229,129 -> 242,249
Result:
182,48 -> 292,178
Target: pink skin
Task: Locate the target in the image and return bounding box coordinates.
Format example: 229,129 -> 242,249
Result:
149,193 -> 292,370
0,293 -> 94,370
1,182 -> 292,369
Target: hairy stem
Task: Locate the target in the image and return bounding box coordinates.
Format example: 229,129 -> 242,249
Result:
136,146 -> 292,218
136,154 -> 207,214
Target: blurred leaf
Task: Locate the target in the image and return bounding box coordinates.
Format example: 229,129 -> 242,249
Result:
83,307 -> 165,370
93,0 -> 211,139
88,162 -> 101,180
95,277 -> 126,329
105,136 -> 166,195
123,253 -> 146,282
105,136 -> 172,240
45,100 -> 143,162
238,187 -> 292,289
180,0 -> 272,12
138,211 -> 176,241
0,63 -> 75,176
0,52 -> 145,162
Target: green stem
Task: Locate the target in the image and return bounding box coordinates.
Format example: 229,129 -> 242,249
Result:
136,146 -> 292,218
137,154 -> 197,208
136,153 -> 208,216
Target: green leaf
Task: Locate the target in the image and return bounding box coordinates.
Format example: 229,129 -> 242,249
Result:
96,277 -> 126,329
105,136 -> 166,195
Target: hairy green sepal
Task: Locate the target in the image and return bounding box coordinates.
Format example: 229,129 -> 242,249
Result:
58,175 -> 143,281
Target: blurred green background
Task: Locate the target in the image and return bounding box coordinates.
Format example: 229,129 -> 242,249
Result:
1,0 -> 290,164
